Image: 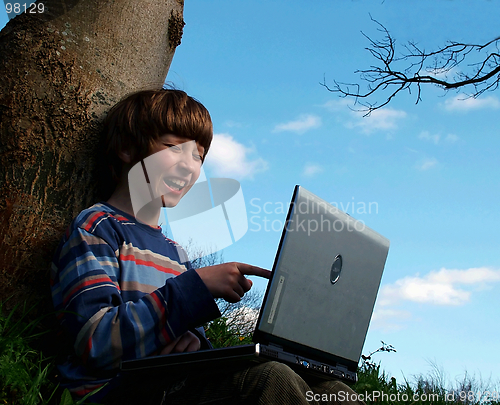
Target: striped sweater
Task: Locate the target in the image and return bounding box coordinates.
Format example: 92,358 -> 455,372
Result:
50,202 -> 220,398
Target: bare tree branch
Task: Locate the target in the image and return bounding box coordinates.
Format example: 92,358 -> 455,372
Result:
322,16 -> 500,115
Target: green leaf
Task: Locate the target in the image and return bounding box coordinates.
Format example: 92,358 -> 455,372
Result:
59,388 -> 75,405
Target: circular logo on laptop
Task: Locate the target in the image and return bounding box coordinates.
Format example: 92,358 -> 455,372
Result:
330,254 -> 342,285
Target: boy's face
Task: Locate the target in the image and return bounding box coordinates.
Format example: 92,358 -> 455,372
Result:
145,134 -> 205,208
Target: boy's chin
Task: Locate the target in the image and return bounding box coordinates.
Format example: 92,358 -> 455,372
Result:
160,192 -> 185,208
160,198 -> 180,208
134,197 -> 178,227
162,184 -> 194,206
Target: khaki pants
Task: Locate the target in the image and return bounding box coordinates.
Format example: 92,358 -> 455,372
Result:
155,361 -> 365,405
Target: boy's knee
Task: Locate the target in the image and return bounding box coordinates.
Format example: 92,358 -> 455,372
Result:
251,361 -> 310,394
255,361 -> 301,383
262,360 -> 295,375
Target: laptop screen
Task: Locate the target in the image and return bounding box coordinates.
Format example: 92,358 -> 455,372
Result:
254,186 -> 389,367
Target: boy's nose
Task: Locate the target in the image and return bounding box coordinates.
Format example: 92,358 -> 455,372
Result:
177,151 -> 198,172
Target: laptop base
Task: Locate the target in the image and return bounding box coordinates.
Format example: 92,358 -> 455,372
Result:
121,343 -> 357,383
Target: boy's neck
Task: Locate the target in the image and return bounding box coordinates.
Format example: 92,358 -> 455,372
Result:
107,183 -> 161,229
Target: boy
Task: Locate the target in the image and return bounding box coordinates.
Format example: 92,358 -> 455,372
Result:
51,89 -> 365,404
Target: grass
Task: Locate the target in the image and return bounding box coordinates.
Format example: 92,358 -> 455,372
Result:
204,316 -> 254,348
353,342 -> 500,405
0,300 -> 58,405
3,300 -> 499,405
0,300 -> 103,405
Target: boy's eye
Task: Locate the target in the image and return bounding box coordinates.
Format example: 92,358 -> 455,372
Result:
163,141 -> 203,162
164,143 -> 181,152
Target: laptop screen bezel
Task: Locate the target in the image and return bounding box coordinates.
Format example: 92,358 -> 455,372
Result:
252,185 -> 298,342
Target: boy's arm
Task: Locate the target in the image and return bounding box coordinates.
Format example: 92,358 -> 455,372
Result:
51,227 -> 220,371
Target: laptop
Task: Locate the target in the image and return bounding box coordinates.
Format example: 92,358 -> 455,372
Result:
120,185 -> 390,383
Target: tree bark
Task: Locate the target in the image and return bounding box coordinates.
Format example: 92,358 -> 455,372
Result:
0,0 -> 185,314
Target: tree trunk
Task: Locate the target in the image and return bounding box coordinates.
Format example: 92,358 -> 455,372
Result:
0,0 -> 185,315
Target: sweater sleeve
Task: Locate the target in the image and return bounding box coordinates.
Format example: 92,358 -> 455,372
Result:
51,226 -> 221,371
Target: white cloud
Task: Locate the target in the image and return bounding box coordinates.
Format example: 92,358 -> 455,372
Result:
224,120 -> 243,128
346,108 -> 407,134
444,95 -> 500,112
416,157 -> 438,171
205,133 -> 268,179
426,68 -> 449,79
381,277 -> 469,306
418,131 -> 440,145
302,163 -> 324,177
418,131 -> 460,145
321,99 -> 352,112
370,308 -> 412,332
425,66 -> 460,81
379,267 -> 500,307
273,114 -> 322,134
371,267 -> 500,331
321,100 -> 406,135
445,133 -> 459,143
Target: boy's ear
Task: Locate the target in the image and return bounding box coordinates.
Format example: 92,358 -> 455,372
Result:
117,150 -> 133,164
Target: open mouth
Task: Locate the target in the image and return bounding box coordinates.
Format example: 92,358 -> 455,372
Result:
164,178 -> 187,192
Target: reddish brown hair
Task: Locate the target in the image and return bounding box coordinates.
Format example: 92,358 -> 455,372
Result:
100,89 -> 213,193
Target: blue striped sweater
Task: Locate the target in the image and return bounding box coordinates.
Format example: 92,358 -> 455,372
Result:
50,202 -> 221,398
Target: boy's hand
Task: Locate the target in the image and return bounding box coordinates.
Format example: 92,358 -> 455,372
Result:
195,262 -> 271,303
159,331 -> 200,355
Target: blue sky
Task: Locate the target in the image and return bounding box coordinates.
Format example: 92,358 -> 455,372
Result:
2,0 -> 499,387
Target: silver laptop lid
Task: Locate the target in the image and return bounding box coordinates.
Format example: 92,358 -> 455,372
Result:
255,185 -> 389,365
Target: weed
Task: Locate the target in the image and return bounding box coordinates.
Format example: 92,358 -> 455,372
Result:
354,342 -> 500,405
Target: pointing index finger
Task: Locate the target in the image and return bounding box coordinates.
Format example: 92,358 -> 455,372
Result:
237,263 -> 272,279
